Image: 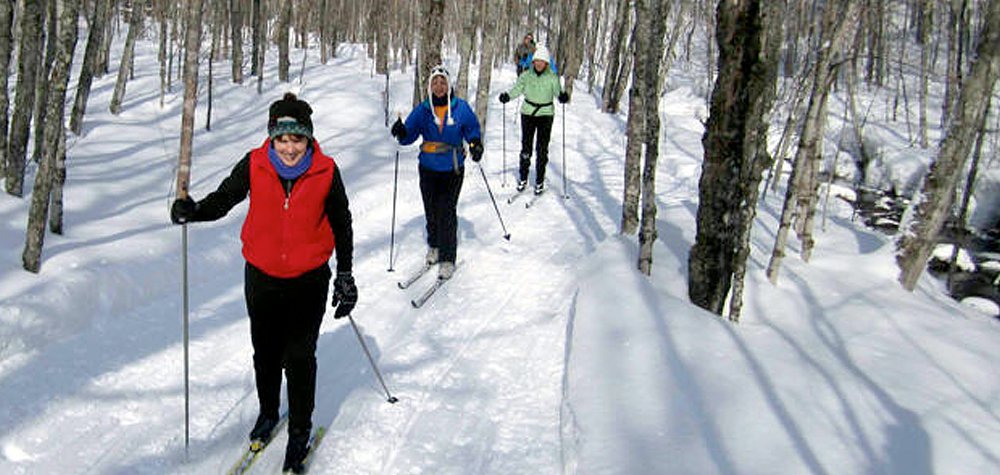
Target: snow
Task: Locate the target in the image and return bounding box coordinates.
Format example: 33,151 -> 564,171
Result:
1,36 -> 999,475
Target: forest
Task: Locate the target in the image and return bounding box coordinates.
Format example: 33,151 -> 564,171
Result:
1,0 -> 998,320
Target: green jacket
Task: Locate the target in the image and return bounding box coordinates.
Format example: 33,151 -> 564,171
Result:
508,68 -> 563,117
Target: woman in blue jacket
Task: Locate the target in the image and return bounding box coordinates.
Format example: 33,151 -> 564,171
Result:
391,65 -> 483,280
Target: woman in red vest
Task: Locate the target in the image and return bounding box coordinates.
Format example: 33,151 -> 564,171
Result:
170,93 -> 354,473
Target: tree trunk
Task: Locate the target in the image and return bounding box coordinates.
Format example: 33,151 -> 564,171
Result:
159,3 -> 168,107
688,0 -> 782,317
0,0 -> 14,178
766,0 -> 859,283
620,80 -> 643,235
475,0 -> 501,130
897,0 -> 1000,291
230,0 -> 243,83
69,0 -> 111,135
601,0 -> 631,113
277,0 -> 290,82
918,0 -> 933,148
178,0 -> 206,201
414,0 -> 444,107
374,0 -> 388,76
636,0 -> 668,275
251,0 -> 261,76
31,0 -> 57,165
256,0 -> 266,94
558,0 -> 588,97
456,1 -> 477,99
23,0 -> 80,273
947,100 -> 989,290
5,0 -> 44,197
110,0 -> 144,115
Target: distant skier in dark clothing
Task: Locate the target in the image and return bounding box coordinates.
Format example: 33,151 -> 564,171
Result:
499,45 -> 570,195
514,33 -> 535,75
170,93 -> 356,474
391,65 -> 483,280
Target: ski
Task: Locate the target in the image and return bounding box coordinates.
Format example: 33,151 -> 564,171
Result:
525,190 -> 545,208
282,426 -> 327,474
397,263 -> 432,289
226,414 -> 289,475
411,278 -> 447,308
507,189 -> 528,204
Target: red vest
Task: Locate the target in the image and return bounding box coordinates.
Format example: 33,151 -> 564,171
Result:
241,139 -> 336,278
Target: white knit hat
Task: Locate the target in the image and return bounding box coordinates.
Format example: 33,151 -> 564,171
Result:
427,65 -> 454,125
532,45 -> 550,64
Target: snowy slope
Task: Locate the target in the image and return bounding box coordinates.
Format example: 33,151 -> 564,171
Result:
0,37 -> 998,475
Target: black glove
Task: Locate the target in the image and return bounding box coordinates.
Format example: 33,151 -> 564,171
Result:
170,196 -> 197,224
558,91 -> 570,104
331,272 -> 357,318
390,118 -> 407,139
468,138 -> 483,162
498,92 -> 510,104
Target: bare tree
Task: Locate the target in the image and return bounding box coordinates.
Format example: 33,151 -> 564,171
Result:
110,0 -> 145,115
688,0 -> 783,319
23,0 -> 81,273
474,0 -> 503,129
277,0 -> 291,82
31,0 -> 59,167
601,0 -> 632,113
0,0 -> 14,177
897,0 -> 1000,291
178,0 -> 206,203
766,0 -> 860,283
5,0 -> 44,197
414,0 -> 445,106
230,0 -> 244,83
69,0 -> 112,135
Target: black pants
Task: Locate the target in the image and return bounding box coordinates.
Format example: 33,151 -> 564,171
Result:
244,262 -> 330,434
519,114 -> 555,185
419,165 -> 464,263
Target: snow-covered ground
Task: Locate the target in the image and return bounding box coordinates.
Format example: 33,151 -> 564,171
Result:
1,36 -> 999,475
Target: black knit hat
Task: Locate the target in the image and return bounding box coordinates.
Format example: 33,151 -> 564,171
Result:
268,92 -> 314,139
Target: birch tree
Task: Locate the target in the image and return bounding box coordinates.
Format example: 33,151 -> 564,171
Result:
475,0 -> 502,130
0,0 -> 13,177
688,0 -> 783,319
31,0 -> 58,165
178,0 -> 206,203
766,0 -> 860,283
110,0 -> 145,115
69,0 -> 112,135
5,0 -> 44,197
414,0 -> 445,106
23,0 -> 80,273
277,0 -> 291,82
230,0 -> 244,83
601,0 -> 632,113
898,0 -> 1000,291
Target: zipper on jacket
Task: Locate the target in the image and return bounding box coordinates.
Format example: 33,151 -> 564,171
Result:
283,180 -> 292,210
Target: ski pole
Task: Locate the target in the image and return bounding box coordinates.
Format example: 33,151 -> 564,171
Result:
562,101 -> 568,199
181,222 -> 190,457
347,315 -> 399,404
502,101 -> 507,187
477,162 -> 511,240
387,147 -> 400,272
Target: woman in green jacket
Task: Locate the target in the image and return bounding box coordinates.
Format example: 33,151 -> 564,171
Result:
499,45 -> 569,194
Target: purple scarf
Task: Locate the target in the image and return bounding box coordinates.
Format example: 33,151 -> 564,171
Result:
268,145 -> 314,180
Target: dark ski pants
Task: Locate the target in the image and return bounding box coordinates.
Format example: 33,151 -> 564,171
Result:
519,114 -> 555,185
244,262 -> 330,435
419,165 -> 464,263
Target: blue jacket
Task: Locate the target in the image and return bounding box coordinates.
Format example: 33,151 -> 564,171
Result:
397,96 -> 482,172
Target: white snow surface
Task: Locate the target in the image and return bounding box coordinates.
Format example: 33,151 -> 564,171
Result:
1,40 -> 999,475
